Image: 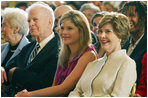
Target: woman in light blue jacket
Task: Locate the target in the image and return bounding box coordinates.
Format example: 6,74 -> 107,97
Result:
1,8 -> 30,84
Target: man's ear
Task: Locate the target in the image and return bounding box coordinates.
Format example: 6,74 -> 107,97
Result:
48,19 -> 52,26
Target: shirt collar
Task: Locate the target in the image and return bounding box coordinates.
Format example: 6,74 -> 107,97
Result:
129,33 -> 144,46
39,32 -> 55,49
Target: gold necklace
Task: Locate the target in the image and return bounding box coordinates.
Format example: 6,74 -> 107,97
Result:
10,50 -> 16,52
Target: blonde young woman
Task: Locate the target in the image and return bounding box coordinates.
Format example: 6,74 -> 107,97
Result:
15,10 -> 98,97
69,12 -> 137,97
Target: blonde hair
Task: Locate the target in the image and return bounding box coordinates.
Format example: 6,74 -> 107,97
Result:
58,10 -> 92,67
98,12 -> 130,47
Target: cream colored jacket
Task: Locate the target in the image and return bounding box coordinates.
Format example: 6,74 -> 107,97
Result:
69,50 -> 137,97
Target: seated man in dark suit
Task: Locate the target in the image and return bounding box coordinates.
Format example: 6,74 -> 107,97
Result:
3,2 -> 61,96
122,1 -> 147,87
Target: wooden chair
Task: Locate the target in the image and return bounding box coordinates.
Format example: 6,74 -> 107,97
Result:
130,83 -> 136,97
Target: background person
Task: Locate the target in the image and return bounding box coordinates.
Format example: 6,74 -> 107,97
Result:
54,5 -> 73,37
91,11 -> 109,58
122,1 -> 147,87
80,3 -> 100,30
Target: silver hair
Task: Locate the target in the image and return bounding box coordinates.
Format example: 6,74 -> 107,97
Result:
80,3 -> 100,13
2,8 -> 29,36
26,2 -> 55,29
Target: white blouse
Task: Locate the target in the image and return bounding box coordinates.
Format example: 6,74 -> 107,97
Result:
69,50 -> 137,97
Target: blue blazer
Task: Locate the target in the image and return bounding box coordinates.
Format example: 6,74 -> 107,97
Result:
1,36 -> 30,67
6,32 -> 61,91
123,33 -> 147,86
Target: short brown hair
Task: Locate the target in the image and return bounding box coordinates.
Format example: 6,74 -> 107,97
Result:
98,12 -> 130,47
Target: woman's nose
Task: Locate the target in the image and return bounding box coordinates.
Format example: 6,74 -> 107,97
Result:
100,32 -> 106,38
62,29 -> 68,35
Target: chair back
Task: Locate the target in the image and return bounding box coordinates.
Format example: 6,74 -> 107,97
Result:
130,83 -> 136,97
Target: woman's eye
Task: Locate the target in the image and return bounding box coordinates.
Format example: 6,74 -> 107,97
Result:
60,26 -> 64,30
98,30 -> 102,34
28,20 -> 30,23
106,30 -> 111,33
33,18 -> 38,22
68,27 -> 72,30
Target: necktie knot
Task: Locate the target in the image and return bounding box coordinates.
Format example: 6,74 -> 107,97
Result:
32,43 -> 40,58
36,43 -> 40,51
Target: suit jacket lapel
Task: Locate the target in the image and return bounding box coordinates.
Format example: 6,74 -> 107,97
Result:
27,33 -> 60,68
82,55 -> 107,96
130,33 -> 147,58
31,39 -> 54,65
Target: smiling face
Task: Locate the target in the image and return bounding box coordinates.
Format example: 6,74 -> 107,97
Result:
60,19 -> 80,46
98,23 -> 121,55
124,6 -> 139,33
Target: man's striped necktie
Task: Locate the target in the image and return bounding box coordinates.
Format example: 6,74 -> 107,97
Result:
27,43 -> 40,67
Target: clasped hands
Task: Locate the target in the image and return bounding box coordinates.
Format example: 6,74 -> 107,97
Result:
1,67 -> 17,92
1,67 -> 17,83
1,67 -> 7,84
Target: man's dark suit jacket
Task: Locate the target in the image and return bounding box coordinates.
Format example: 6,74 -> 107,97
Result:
6,32 -> 61,91
123,33 -> 147,87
